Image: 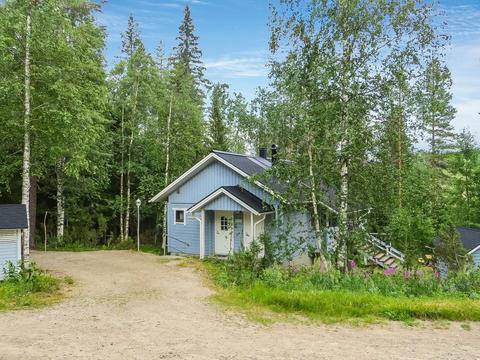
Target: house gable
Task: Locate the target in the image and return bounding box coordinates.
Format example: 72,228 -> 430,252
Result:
168,160 -> 271,206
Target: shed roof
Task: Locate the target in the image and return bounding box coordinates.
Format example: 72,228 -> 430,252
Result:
457,227 -> 480,253
0,204 -> 28,229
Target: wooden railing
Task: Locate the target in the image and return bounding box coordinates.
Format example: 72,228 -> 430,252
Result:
367,233 -> 405,263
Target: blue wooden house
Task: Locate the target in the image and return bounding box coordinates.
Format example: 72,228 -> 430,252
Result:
150,147 -> 315,259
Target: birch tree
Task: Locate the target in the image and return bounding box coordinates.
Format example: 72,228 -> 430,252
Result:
268,0 -> 440,269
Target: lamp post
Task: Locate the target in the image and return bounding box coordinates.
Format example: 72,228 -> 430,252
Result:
136,198 -> 141,252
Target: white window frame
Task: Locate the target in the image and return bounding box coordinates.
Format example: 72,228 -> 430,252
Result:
173,208 -> 187,225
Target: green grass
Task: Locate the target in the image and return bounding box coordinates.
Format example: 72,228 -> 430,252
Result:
39,242 -> 165,255
213,284 -> 480,324
0,273 -> 65,312
198,258 -> 480,324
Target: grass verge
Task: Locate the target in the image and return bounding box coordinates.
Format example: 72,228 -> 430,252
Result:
38,242 -> 165,255
212,284 -> 480,324
0,273 -> 68,312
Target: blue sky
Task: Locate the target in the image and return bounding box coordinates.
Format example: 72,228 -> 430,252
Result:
97,0 -> 480,138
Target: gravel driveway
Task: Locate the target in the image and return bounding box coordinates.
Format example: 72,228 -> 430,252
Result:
0,251 -> 478,360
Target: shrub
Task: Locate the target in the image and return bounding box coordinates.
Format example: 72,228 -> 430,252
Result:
210,241 -> 265,288
2,261 -> 59,293
445,269 -> 480,297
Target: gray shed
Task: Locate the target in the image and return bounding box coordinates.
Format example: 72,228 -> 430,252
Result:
457,227 -> 480,268
0,204 -> 28,280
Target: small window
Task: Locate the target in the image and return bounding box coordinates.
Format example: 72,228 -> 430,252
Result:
220,216 -> 230,231
174,209 -> 185,225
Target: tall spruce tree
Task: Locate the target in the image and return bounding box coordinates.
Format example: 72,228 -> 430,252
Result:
418,58 -> 456,169
171,4 -> 207,98
418,57 -> 456,228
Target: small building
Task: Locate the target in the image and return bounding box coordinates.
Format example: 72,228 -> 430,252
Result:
149,147 -> 405,267
150,147 -> 316,260
0,204 -> 28,280
457,227 -> 480,268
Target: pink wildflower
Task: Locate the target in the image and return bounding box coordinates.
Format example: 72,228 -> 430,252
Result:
350,260 -> 357,269
384,267 -> 396,276
403,271 -> 411,279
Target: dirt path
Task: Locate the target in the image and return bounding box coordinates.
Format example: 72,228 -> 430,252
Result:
0,251 -> 478,360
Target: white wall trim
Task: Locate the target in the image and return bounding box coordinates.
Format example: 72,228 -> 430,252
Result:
468,244 -> 480,255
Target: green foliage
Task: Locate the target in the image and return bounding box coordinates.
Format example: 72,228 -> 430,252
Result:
208,83 -> 230,151
207,258 -> 480,298
206,241 -> 264,288
0,261 -> 61,311
434,223 -> 468,272
171,4 -> 207,98
218,286 -> 480,323
386,207 -> 434,268
207,261 -> 480,322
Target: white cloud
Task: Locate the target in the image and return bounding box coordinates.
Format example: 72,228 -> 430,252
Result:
453,99 -> 480,138
443,4 -> 480,39
205,52 -> 269,78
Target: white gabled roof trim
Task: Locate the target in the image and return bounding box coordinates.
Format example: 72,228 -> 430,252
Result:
468,244 -> 480,255
187,188 -> 263,216
149,152 -> 278,203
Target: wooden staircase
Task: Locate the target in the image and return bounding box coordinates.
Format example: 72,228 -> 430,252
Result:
362,234 -> 405,269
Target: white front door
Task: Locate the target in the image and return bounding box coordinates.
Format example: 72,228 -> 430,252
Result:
215,211 -> 233,255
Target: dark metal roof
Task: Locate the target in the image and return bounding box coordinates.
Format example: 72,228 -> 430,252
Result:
0,204 -> 28,229
214,151 -> 271,176
222,186 -> 274,213
457,227 -> 480,252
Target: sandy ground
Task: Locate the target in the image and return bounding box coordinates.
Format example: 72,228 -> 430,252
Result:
0,251 -> 479,360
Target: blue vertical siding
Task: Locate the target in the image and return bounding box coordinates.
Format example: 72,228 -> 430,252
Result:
205,210 -> 215,256
169,161 -> 272,204
472,250 -> 480,268
167,202 -> 199,255
268,210 -> 316,258
167,160 -> 273,256
205,195 -> 244,211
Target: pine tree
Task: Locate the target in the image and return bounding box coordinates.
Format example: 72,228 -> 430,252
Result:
208,83 -> 230,151
418,57 -> 456,228
418,58 -> 456,168
122,15 -> 141,58
171,5 -> 207,97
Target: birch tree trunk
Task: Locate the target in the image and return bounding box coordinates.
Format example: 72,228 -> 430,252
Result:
307,143 -> 322,246
56,157 -> 65,241
29,175 -> 37,248
21,9 -> 32,261
162,96 -> 173,254
338,38 -> 351,271
308,141 -> 329,268
120,105 -> 125,241
124,133 -> 133,241
123,81 -> 139,241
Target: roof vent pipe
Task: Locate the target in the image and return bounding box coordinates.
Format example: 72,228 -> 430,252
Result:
259,148 -> 268,159
271,144 -> 278,164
